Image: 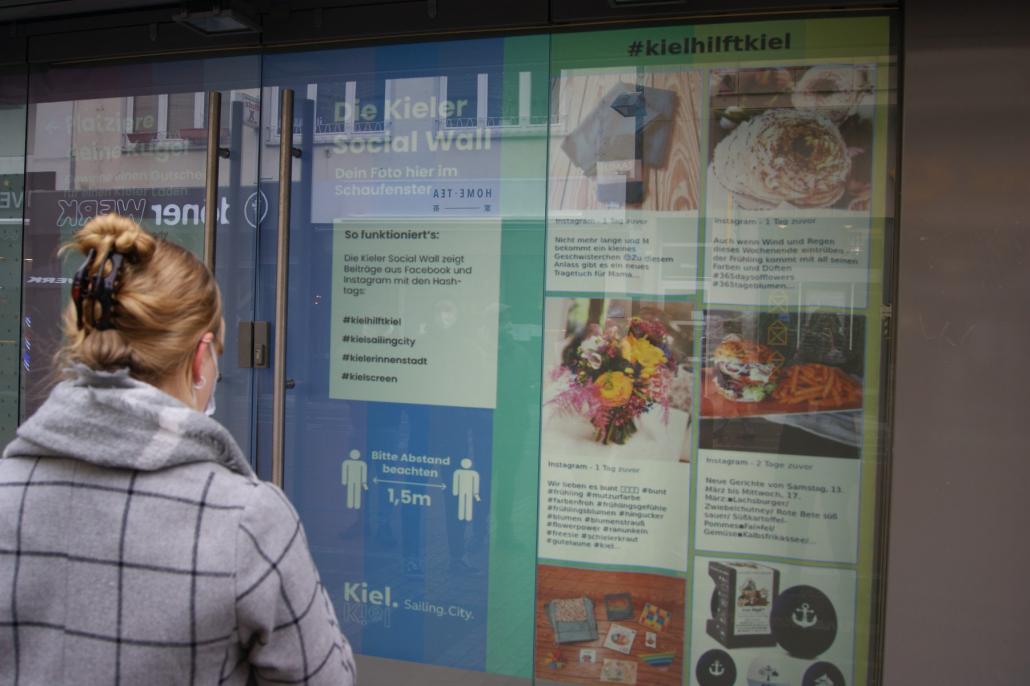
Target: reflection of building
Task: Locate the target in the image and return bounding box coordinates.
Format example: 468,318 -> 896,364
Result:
29,91 -> 261,196
26,71 -> 546,222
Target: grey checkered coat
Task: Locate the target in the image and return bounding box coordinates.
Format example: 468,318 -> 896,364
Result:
0,366 -> 356,685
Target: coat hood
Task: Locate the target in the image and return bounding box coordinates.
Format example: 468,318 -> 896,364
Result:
3,365 -> 254,476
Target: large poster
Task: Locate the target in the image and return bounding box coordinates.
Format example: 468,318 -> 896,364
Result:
283,35 -> 548,675
535,16 -> 892,686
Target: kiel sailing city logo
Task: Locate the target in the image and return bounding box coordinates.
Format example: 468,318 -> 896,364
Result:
792,603 -> 818,628
341,581 -> 396,628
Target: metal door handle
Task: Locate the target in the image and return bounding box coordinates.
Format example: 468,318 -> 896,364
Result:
203,91 -> 230,273
271,88 -> 299,487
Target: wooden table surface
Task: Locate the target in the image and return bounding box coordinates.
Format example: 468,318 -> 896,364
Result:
549,69 -> 703,213
535,564 -> 686,686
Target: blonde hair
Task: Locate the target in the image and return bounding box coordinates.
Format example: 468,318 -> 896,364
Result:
58,213 -> 223,387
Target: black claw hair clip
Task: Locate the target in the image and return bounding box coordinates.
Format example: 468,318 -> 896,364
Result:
71,248 -> 125,331
71,248 -> 96,330
92,252 -> 124,331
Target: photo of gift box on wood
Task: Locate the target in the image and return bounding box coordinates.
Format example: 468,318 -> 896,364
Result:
561,84 -> 677,206
535,565 -> 686,686
549,69 -> 702,212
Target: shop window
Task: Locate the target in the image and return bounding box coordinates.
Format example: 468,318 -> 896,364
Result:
442,69 -> 545,130
314,79 -> 387,136
127,91 -> 230,144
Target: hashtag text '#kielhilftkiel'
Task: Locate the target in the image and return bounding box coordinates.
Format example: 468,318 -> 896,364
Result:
626,33 -> 792,57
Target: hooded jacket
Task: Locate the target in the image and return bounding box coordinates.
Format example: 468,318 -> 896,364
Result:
0,366 -> 356,685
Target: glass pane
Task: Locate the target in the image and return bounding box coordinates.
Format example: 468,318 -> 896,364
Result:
262,34 -> 549,681
539,16 -> 896,686
22,55 -> 262,458
264,16 -> 897,685
132,94 -> 159,134
167,91 -> 196,139
0,69 -> 25,445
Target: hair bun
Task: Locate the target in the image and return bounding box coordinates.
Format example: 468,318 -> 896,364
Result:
74,213 -> 156,263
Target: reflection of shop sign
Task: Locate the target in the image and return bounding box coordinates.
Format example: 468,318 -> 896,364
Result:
0,191 -> 21,210
49,191 -> 270,228
25,276 -> 72,285
57,198 -> 148,226
55,197 -> 231,227
0,174 -> 24,217
244,190 -> 268,227
237,93 -> 260,129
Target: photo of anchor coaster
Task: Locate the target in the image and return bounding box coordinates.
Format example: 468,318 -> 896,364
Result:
802,661 -> 847,686
696,648 -> 737,686
747,655 -> 791,686
689,556 -> 856,686
770,585 -> 838,660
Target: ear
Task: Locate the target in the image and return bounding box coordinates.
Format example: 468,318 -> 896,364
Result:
191,332 -> 214,386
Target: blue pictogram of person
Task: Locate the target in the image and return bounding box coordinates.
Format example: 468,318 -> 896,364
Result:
452,458 -> 480,522
341,449 -> 368,510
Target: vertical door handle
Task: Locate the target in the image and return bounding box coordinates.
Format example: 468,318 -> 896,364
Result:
203,91 -> 228,273
271,89 -> 300,487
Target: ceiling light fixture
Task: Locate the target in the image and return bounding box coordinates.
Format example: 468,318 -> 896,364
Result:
173,2 -> 260,36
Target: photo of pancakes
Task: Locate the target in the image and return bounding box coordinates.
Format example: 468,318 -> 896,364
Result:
709,65 -> 875,212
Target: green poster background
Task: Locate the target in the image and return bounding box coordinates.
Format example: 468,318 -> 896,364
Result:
399,15 -> 894,682
538,15 -> 894,686
485,33 -> 549,677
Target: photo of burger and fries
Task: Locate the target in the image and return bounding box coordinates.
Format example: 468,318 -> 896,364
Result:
706,334 -> 862,412
700,310 -> 865,458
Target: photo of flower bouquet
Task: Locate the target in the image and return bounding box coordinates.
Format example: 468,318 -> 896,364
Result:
552,317 -> 677,445
541,298 -> 694,461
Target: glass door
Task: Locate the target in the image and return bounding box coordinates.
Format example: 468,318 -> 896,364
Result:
0,68 -> 26,445
260,36 -> 549,682
21,55 -> 263,455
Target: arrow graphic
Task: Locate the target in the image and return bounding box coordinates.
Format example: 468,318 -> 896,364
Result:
372,477 -> 446,489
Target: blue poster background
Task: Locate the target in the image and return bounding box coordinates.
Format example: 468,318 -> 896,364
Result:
289,402 -> 492,669
265,36 -> 507,671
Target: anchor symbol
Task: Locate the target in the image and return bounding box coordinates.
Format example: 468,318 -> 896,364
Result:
709,660 -> 725,677
792,602 -> 818,628
814,675 -> 835,686
758,665 -> 779,680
